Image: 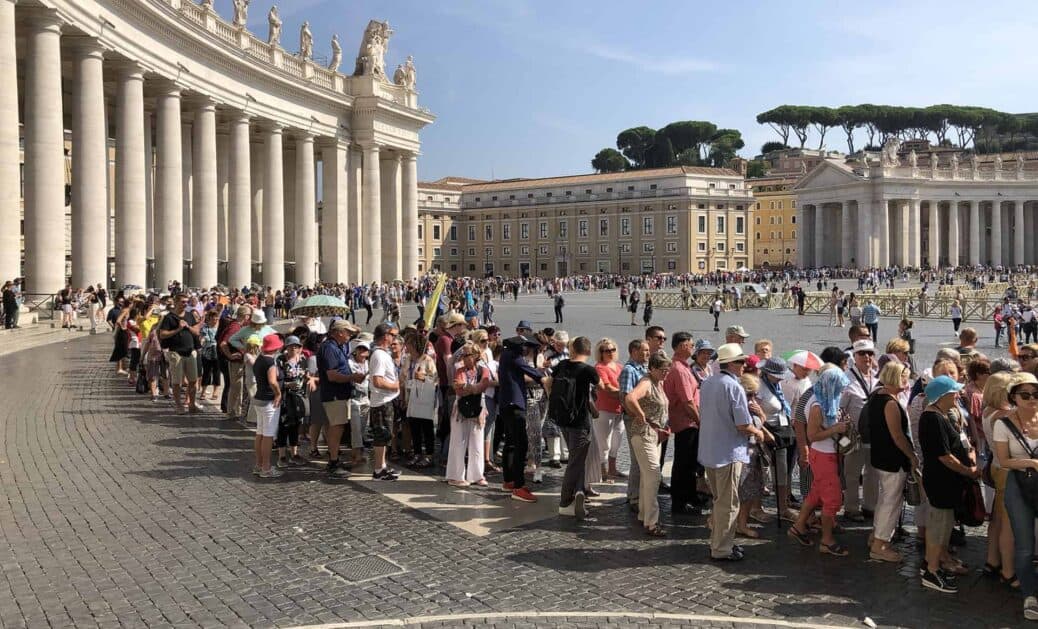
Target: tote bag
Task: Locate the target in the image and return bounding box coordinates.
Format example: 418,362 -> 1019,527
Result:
406,378 -> 438,420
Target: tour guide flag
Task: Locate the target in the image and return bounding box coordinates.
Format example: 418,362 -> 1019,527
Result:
424,273 -> 447,329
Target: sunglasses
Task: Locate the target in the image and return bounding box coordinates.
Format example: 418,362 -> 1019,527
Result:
1016,391 -> 1038,401
602,347 -> 617,353
651,335 -> 666,341
856,351 -> 875,357
730,359 -> 747,365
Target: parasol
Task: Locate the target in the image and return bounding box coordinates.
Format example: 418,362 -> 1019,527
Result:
783,349 -> 824,370
290,294 -> 351,318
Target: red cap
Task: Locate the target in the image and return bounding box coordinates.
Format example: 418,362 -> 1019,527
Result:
261,335 -> 284,353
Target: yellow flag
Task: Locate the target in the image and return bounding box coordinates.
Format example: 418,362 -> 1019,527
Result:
424,273 -> 447,330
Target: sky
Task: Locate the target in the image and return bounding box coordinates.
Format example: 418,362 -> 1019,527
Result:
215,0 -> 1038,182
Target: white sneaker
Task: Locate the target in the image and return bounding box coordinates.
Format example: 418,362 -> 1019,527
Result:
259,466 -> 284,478
533,469 -> 544,484
1025,596 -> 1038,621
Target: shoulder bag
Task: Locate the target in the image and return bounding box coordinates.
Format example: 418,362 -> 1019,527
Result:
997,417 -> 1038,510
456,366 -> 484,419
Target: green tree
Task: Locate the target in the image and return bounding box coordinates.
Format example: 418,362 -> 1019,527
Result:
644,136 -> 676,168
707,128 -> 744,166
760,141 -> 788,154
786,105 -> 812,148
591,148 -> 629,173
658,121 -> 718,159
808,106 -> 838,149
835,105 -> 864,154
674,148 -> 701,166
857,103 -> 880,148
756,107 -> 792,145
745,159 -> 767,178
615,126 -> 656,168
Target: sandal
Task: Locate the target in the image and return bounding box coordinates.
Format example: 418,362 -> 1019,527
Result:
1000,573 -> 1021,589
941,560 -> 969,576
981,563 -> 1002,578
485,461 -> 501,472
787,525 -> 813,547
645,525 -> 667,537
737,527 -> 761,539
819,542 -> 849,557
749,510 -> 771,524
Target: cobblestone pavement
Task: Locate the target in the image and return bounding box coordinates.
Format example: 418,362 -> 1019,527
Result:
0,291 -> 1026,629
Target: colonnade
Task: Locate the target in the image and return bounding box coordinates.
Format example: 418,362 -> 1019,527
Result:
799,198 -> 1038,269
0,3 -> 421,294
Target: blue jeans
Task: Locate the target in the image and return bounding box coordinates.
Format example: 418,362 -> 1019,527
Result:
1004,472 -> 1038,597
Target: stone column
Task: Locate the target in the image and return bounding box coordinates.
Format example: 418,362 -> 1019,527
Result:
250,140 -> 264,277
294,133 -> 317,287
795,206 -> 806,268
181,118 -> 193,265
283,144 -> 296,266
928,201 -> 940,268
114,62 -> 147,288
875,199 -> 890,268
361,144 -> 382,281
144,111 -> 154,261
154,81 -> 183,287
227,112 -> 252,290
69,38 -> 107,289
380,153 -> 403,279
401,153 -> 419,280
840,201 -> 853,268
22,11 -> 66,293
991,200 -> 1002,266
1014,200 -> 1025,265
814,204 -> 825,267
857,199 -> 872,267
0,0 -> 21,281
347,146 -> 363,283
192,98 -> 217,288
968,200 -> 980,266
262,124 -> 285,291
897,200 -> 910,266
320,140 -> 348,283
948,202 -> 960,267
1025,204 -> 1036,265
216,130 -> 229,265
908,199 -> 921,268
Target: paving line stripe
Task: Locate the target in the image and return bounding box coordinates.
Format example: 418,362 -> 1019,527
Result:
287,610 -> 850,629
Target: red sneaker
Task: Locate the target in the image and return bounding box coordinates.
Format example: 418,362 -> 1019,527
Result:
511,487 -> 537,503
501,481 -> 515,492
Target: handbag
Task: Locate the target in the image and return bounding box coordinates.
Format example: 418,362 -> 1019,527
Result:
904,469 -> 922,506
834,408 -> 861,456
956,479 -> 986,527
406,378 -> 438,420
997,417 -> 1038,509
456,367 -> 484,419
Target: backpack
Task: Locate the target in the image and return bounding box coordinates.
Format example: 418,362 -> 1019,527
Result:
858,392 -> 880,445
548,361 -> 582,428
456,366 -> 484,419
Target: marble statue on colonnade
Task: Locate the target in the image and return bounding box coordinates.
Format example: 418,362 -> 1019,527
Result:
970,152 -> 979,175
329,35 -> 342,71
881,137 -> 900,167
232,0 -> 249,28
354,20 -> 393,81
201,0 -> 214,11
995,154 -> 1003,172
300,21 -> 313,61
1017,154 -> 1025,175
908,149 -> 917,168
951,152 -> 959,177
394,55 -> 416,90
267,6 -> 282,46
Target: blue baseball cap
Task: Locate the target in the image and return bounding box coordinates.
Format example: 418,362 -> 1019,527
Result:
516,320 -> 533,331
925,375 -> 964,404
694,339 -> 717,359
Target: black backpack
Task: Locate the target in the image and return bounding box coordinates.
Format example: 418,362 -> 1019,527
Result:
456,366 -> 484,419
548,361 -> 581,427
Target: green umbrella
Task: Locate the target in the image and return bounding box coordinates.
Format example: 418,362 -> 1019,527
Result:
290,294 -> 350,318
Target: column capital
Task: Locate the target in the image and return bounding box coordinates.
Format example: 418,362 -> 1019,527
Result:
111,59 -> 145,79
226,109 -> 252,124
294,131 -> 315,142
400,152 -> 418,163
64,35 -> 105,57
263,121 -> 285,134
151,78 -> 183,97
21,7 -> 63,31
185,94 -> 217,111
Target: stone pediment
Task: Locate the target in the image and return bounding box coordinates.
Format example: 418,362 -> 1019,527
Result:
794,160 -> 862,190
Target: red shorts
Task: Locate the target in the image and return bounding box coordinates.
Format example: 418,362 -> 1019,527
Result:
806,449 -> 842,517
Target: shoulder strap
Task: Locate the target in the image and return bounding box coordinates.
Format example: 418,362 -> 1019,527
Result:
998,416 -> 1038,458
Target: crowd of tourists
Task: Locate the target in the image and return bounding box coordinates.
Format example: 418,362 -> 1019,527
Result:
79,268 -> 1038,621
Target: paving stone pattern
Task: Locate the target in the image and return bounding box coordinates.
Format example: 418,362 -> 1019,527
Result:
0,291 -> 1027,629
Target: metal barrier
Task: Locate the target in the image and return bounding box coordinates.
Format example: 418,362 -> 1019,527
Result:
21,293 -> 57,320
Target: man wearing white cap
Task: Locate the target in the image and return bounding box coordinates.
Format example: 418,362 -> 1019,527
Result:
840,338 -> 879,522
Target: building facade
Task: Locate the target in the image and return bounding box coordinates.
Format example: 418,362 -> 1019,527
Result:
748,175 -> 798,267
417,167 -> 754,276
3,0 -> 433,293
796,145 -> 1038,268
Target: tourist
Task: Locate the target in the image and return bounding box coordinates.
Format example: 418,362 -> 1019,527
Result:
624,351 -> 673,537
401,330 -> 436,468
663,331 -> 704,515
158,293 -> 202,413
789,367 -> 852,557
950,299 -> 964,336
317,319 -> 364,478
447,342 -> 491,487
434,312 -> 468,458
218,305 -> 251,418
368,323 -> 402,481
759,356 -> 798,521
593,338 -> 625,481
228,309 -> 275,417
620,338 -> 651,512
553,291 -> 565,324
199,309 -> 221,402
710,293 -> 723,331
542,330 -> 571,469
981,370 -> 1019,589
867,360 -> 916,563
1019,344 -> 1038,377
629,286 -> 641,325
847,294 -> 862,327
841,338 -> 878,522
753,338 -> 773,361
346,338 -> 371,465
252,334 -> 284,479
919,375 -> 978,594
275,335 -> 309,468
699,343 -> 762,561
735,373 -> 774,538
691,339 -> 715,381
108,301 -> 130,376
836,289 -> 846,327
552,336 -> 600,520
497,333 -> 547,503
991,372 -> 1038,620
862,298 -> 882,341
482,294 -> 495,326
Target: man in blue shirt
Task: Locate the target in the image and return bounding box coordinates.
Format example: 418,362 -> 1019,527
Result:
698,343 -> 766,562
497,335 -> 547,503
619,339 -> 650,510
861,298 -> 882,342
317,319 -> 364,477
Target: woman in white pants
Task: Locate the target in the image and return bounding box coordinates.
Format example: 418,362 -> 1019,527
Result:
593,338 -> 626,479
447,343 -> 491,487
867,361 -> 917,562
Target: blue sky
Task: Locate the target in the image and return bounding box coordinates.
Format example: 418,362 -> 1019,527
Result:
216,0 -> 1038,181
